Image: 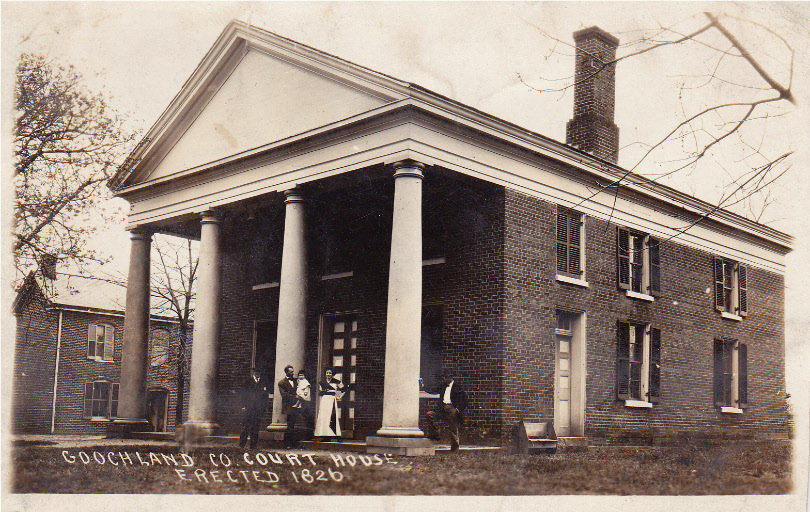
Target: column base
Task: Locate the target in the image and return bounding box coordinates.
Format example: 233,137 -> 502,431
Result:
375,426 -> 425,438
107,419 -> 151,438
366,436 -> 435,456
180,421 -> 220,445
265,422 -> 287,441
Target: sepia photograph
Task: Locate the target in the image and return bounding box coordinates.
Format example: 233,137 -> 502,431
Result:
2,2 -> 808,511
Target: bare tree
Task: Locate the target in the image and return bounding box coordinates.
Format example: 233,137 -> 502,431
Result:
149,234 -> 199,428
519,11 -> 796,230
13,53 -> 137,282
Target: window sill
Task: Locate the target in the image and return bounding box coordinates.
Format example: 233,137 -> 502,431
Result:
556,274 -> 589,288
624,400 -> 653,408
321,271 -> 354,281
720,311 -> 742,322
89,417 -> 111,422
720,406 -> 743,414
88,357 -> 114,363
625,290 -> 655,302
252,282 -> 279,291
419,391 -> 440,399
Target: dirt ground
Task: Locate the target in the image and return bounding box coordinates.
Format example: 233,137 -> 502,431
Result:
9,438 -> 792,495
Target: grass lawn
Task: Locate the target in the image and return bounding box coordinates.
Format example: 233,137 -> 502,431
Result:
11,439 -> 791,495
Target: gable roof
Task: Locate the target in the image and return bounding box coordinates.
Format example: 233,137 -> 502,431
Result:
109,19 -> 792,257
13,272 -> 179,321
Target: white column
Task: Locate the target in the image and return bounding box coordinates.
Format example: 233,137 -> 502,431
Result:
270,188 -> 309,429
184,210 -> 223,437
377,161 -> 425,438
112,229 -> 152,431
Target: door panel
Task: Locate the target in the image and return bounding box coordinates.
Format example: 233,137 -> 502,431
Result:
322,316 -> 358,437
556,334 -> 572,437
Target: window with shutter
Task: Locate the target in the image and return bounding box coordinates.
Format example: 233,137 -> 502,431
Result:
617,228 -> 661,297
557,209 -> 584,279
85,381 -> 113,419
617,321 -> 659,406
713,338 -> 746,412
714,257 -> 749,318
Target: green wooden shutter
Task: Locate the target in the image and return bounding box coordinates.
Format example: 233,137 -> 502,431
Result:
617,322 -> 630,399
738,343 -> 748,409
738,264 -> 748,317
649,327 -> 661,403
617,228 -> 630,290
103,325 -> 114,361
556,212 -> 568,274
649,238 -> 661,296
87,325 -> 96,358
714,258 -> 725,311
83,383 -> 93,419
713,339 -> 725,406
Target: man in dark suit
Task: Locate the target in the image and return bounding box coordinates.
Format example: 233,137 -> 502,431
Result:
278,364 -> 299,448
425,373 -> 468,451
240,369 -> 270,449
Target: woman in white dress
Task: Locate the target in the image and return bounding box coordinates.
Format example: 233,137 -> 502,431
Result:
314,368 -> 343,439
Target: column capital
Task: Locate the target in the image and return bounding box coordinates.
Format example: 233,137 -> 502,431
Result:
200,209 -> 222,224
284,187 -> 307,204
128,227 -> 153,242
391,160 -> 425,180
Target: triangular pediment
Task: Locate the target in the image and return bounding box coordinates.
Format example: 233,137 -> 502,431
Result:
115,21 -> 408,187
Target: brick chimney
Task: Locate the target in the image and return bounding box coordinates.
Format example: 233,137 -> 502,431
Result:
565,26 -> 620,164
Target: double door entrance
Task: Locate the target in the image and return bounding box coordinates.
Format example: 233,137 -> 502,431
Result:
318,315 -> 358,438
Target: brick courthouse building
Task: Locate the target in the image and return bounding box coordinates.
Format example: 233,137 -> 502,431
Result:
108,22 -> 791,453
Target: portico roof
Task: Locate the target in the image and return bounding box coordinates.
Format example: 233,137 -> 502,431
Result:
109,20 -> 792,272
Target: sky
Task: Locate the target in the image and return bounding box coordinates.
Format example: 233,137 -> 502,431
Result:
3,2 -> 810,507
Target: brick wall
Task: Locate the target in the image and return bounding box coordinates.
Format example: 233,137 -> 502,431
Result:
212,171 -> 788,442
216,171 -> 507,438
12,283 -> 184,435
503,188 -> 790,441
12,292 -> 59,434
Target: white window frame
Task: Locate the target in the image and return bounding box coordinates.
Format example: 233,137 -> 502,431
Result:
715,338 -> 747,413
715,258 -> 747,319
617,321 -> 661,406
83,380 -> 119,420
617,228 -> 660,300
87,323 -> 114,362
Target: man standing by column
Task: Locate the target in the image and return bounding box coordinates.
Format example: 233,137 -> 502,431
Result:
239,369 -> 269,450
425,373 -> 468,452
278,365 -> 298,448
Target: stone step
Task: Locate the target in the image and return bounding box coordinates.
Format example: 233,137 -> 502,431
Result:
557,437 -> 588,451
